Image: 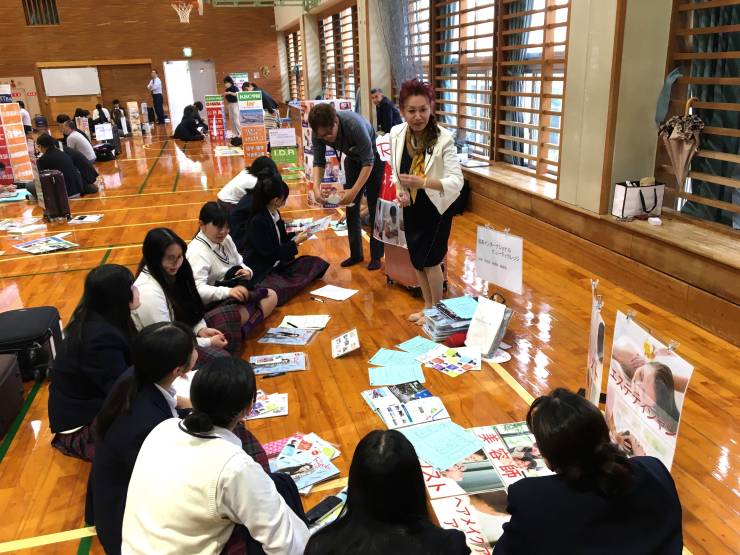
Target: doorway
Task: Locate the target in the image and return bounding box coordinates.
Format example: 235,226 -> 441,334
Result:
163,60 -> 216,130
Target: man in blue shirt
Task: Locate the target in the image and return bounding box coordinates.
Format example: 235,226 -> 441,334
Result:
371,88 -> 402,134
147,70 -> 165,125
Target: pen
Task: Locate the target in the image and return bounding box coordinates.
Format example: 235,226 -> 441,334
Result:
311,297 -> 325,303
264,372 -> 286,379
286,322 -> 298,328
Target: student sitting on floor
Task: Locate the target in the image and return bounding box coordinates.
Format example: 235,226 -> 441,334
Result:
494,388 -> 683,554
92,103 -> 110,126
193,101 -> 208,134
305,429 -> 470,555
186,201 -> 277,336
224,156 -> 279,245
122,357 -> 310,555
48,264 -> 138,461
86,322 -> 196,555
65,142 -> 100,194
29,133 -> 84,200
62,119 -> 96,162
173,105 -> 205,142
243,173 -> 329,306
132,227 -> 242,366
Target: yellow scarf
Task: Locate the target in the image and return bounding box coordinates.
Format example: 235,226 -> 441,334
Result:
404,129 -> 428,202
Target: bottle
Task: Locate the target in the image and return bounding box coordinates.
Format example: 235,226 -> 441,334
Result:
461,143 -> 469,164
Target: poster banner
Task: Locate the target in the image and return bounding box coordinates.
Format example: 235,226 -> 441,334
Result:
0,84 -> 11,104
0,125 -> 12,186
585,285 -> 605,406
238,91 -> 267,165
475,226 -> 523,295
0,103 -> 34,182
230,72 -> 250,91
373,198 -> 407,247
271,146 -> 298,165
605,311 -> 693,469
300,99 -> 354,206
269,128 -> 297,148
126,101 -> 142,136
205,94 -> 226,141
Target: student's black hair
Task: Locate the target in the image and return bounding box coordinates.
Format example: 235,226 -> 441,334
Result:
63,265 -> 137,365
74,108 -> 86,118
96,322 -> 195,439
182,357 -> 257,433
56,113 -> 71,124
241,82 -> 250,91
305,430 -> 429,554
250,171 -> 286,214
112,99 -> 120,105
280,181 -> 290,201
223,75 -> 234,85
36,133 -> 57,149
182,105 -> 196,119
199,201 -> 228,228
194,101 -> 204,111
247,155 -> 278,177
137,227 -> 205,327
95,103 -> 108,123
527,388 -> 632,497
18,100 -> 25,109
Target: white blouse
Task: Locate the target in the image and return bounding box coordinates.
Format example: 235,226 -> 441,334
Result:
216,170 -> 257,204
131,269 -> 210,348
186,231 -> 251,305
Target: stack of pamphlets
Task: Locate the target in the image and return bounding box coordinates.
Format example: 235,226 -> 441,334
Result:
271,432 -> 342,494
361,381 -> 449,429
422,297 -> 476,341
246,390 -> 288,420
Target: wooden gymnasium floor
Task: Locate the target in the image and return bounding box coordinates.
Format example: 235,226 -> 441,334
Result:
0,127 -> 737,555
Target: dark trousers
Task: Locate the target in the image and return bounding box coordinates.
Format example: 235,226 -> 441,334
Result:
152,93 -> 165,124
344,155 -> 385,261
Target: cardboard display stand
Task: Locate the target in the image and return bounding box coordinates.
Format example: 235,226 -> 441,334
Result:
127,101 -> 142,136
205,94 -> 226,141
238,91 -> 267,165
0,103 -> 34,185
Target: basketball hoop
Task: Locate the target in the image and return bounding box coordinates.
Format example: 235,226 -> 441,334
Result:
171,2 -> 193,23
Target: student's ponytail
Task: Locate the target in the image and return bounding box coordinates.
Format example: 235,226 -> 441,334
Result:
250,170 -> 284,214
592,441 -> 632,497
182,410 -> 215,434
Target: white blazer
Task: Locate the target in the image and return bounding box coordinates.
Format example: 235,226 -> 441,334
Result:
389,122 -> 464,215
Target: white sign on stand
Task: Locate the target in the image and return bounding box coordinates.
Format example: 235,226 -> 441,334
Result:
95,123 -> 113,141
475,225 -> 523,295
268,128 -> 297,148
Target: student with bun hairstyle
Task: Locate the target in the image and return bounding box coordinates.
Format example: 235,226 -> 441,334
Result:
305,429 -> 470,555
48,264 -> 139,461
86,322 -> 197,555
494,388 -> 683,554
243,171 -> 329,306
225,156 -> 280,247
122,357 -> 310,555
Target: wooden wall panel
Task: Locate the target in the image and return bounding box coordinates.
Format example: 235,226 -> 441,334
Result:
0,1 -> 281,121
98,65 -> 153,109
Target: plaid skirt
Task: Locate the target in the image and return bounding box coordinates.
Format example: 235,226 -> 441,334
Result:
258,255 -> 330,307
233,422 -> 269,473
51,425 -> 95,461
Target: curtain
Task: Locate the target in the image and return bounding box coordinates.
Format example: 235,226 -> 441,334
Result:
681,3 -> 739,229
502,0 -> 534,167
376,0 -> 426,91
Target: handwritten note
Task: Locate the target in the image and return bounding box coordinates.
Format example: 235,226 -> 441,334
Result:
475,226 -> 523,295
401,420 -> 483,471
441,296 -> 479,320
368,364 -> 425,386
397,336 -> 440,357
369,348 -> 419,367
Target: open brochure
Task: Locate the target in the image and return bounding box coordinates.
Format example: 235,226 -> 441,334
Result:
258,327 -> 316,346
13,235 -> 78,254
465,297 -> 513,358
249,352 -> 306,375
361,381 -> 449,429
272,452 -> 340,493
246,390 -> 288,420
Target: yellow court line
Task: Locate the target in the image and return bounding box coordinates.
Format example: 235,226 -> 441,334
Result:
0,526 -> 96,552
485,361 -> 535,406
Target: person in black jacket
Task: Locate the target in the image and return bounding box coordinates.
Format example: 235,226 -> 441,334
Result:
227,156 -> 279,251
86,321 -> 197,555
243,172 -> 329,306
494,388 -> 683,554
305,429 -> 470,555
30,133 -> 84,199
48,264 -> 139,461
65,146 -> 99,194
371,88 -> 402,134
173,105 -> 204,142
192,101 -> 208,134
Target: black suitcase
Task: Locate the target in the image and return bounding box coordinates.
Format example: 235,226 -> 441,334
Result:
39,170 -> 71,221
0,307 -> 63,381
147,106 -> 156,124
0,355 -> 24,437
94,143 -> 115,161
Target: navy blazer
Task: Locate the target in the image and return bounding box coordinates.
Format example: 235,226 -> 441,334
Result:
48,316 -> 131,433
243,208 -> 298,284
86,374 -> 177,555
66,146 -> 99,186
228,191 -> 255,253
494,456 -> 683,555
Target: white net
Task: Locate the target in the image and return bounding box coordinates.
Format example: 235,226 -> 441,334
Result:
171,2 -> 193,23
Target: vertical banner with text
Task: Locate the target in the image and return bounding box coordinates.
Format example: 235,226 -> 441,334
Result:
205,95 -> 226,141
127,101 -> 142,136
0,103 -> 34,183
238,91 -> 267,165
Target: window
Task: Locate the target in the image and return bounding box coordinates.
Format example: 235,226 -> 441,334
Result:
418,0 -> 569,182
22,0 -> 60,25
319,6 -> 360,99
408,0 -> 432,81
285,29 -> 305,100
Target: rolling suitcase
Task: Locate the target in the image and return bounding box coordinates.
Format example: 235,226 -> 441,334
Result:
384,244 -> 447,296
38,170 -> 71,221
0,355 -> 24,438
0,307 -> 63,382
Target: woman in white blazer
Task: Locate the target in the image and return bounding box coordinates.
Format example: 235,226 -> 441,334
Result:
389,79 -> 464,323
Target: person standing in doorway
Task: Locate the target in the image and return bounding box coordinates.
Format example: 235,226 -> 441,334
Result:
223,76 -> 240,138
18,101 -> 32,133
370,88 -> 402,135
147,70 -> 165,125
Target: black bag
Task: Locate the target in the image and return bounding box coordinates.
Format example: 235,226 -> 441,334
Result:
0,307 -> 63,381
94,143 -> 115,161
104,126 -> 121,156
147,106 -> 156,123
0,355 -> 24,437
215,266 -> 253,289
39,169 -> 71,221
230,137 -> 243,147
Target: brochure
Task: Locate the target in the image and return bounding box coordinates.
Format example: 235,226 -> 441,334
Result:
310,284 -> 359,301
13,235 -> 78,254
417,345 -> 482,378
258,327 -> 316,346
246,391 -> 288,420
273,452 -> 340,492
279,315 -> 331,330
278,432 -> 341,461
68,214 -> 103,224
249,352 -> 306,375
361,381 -> 449,429
432,491 -> 511,552
331,328 -> 360,358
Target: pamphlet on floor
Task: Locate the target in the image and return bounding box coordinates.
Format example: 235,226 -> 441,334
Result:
246,390 -> 288,420
249,352 -> 306,374
258,327 -> 316,345
361,381 -> 449,429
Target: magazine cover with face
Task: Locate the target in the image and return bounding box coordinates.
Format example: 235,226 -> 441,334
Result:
432,490 -> 510,554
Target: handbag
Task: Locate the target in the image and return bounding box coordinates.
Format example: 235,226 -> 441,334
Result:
611,181 -> 665,219
215,266 -> 252,289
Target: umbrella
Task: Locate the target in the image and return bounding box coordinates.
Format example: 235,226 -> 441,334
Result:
658,97 -> 705,191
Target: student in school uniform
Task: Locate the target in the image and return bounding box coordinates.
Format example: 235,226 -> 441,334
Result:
305,429 -> 470,555
186,201 -> 278,336
389,79 -> 464,325
122,357 -> 310,555
131,228 -> 239,365
193,101 -> 208,134
31,133 -> 84,200
48,265 -> 139,461
172,105 -> 205,142
494,388 -> 683,554
65,145 -> 100,194
86,322 -> 197,554
225,156 -> 280,247
92,103 -> 110,125
243,173 -> 329,306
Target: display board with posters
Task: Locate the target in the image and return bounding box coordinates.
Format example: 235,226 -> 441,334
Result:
299,99 -> 354,206
238,91 -> 267,165
205,95 -> 226,141
230,72 -> 250,91
585,280 -> 605,406
605,311 -> 693,469
126,101 -> 142,136
0,103 -> 34,184
75,116 -> 91,141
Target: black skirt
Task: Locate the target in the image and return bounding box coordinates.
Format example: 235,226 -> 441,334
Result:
400,146 -> 455,270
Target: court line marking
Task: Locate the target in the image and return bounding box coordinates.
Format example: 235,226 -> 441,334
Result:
137,140 -> 169,194
0,526 -> 97,553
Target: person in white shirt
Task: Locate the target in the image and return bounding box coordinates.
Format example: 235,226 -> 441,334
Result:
18,100 -> 32,133
217,166 -> 259,207
92,103 -> 110,124
122,357 -> 310,555
132,227 -> 239,366
62,120 -> 97,162
187,202 -> 278,336
146,69 -> 166,124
